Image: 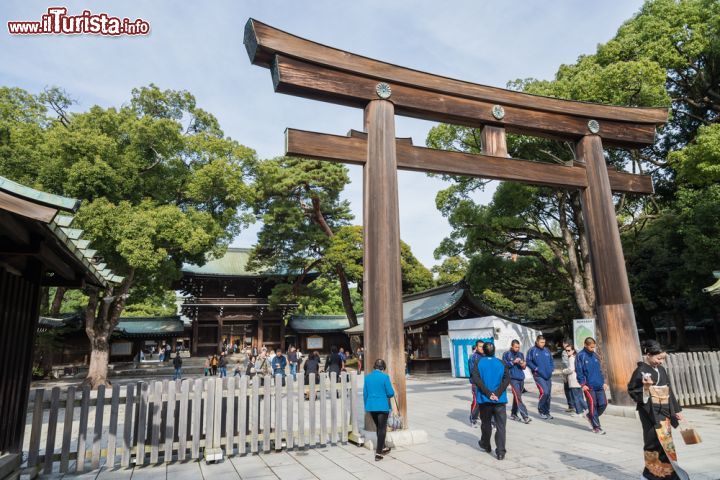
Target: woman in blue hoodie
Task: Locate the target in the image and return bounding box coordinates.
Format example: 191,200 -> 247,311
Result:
363,359 -> 395,461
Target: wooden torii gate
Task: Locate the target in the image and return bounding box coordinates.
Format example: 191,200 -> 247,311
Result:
244,19 -> 668,422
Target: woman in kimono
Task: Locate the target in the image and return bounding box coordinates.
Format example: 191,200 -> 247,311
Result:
627,340 -> 687,480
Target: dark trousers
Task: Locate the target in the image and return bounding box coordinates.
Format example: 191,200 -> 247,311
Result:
370,411 -> 388,454
583,387 -> 607,429
509,378 -> 529,419
534,376 -> 552,415
569,387 -> 587,414
563,380 -> 573,407
479,403 -> 506,455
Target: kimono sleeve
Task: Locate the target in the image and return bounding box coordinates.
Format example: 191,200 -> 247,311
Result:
627,366 -> 645,404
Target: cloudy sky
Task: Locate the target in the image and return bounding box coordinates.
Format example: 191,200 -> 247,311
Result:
2,0 -> 644,268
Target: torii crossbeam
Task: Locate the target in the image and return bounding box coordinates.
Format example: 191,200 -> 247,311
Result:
244,19 -> 668,425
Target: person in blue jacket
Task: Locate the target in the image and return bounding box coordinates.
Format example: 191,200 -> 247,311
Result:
502,340 -> 531,423
576,337 -> 608,434
363,358 -> 395,461
471,342 -> 510,460
526,335 -> 554,419
467,339 -> 484,426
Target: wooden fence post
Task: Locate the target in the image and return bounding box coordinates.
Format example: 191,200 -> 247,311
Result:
43,387 -> 61,474
60,386 -> 76,473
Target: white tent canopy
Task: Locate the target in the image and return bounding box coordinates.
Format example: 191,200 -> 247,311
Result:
447,316 -> 540,378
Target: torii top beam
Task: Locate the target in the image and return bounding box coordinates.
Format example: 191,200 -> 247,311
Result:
244,19 -> 668,148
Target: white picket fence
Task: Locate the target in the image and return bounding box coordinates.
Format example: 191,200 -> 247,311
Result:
665,351 -> 720,406
24,372 -> 361,475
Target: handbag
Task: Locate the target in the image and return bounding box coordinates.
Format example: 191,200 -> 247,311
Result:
387,397 -> 404,431
679,419 -> 702,445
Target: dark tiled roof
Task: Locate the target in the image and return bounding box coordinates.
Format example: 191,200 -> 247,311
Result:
289,315 -> 351,333
115,317 -> 186,337
291,282 -> 507,334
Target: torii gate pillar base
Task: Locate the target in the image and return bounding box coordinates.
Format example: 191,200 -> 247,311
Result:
361,429 -> 429,451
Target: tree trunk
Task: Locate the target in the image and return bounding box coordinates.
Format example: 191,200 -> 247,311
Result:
558,192 -> 594,318
83,270 -> 135,389
674,313 -> 688,352
40,287 -> 50,316
310,194 -> 359,327
86,338 -> 110,387
50,286 -> 67,317
336,266 -> 358,327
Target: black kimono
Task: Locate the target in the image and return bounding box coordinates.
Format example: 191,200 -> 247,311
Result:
627,361 -> 687,480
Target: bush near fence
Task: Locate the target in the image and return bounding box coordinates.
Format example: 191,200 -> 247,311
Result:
25,372 -> 361,475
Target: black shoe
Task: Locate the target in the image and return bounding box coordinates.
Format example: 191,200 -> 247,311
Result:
496,452 -> 505,460
478,440 -> 491,453
381,447 -> 391,455
375,454 -> 383,461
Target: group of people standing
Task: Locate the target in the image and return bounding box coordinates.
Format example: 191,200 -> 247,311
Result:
203,352 -> 228,377
468,335 -> 610,460
466,334 -> 688,479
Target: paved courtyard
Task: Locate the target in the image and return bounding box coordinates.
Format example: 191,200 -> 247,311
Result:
46,376 -> 720,480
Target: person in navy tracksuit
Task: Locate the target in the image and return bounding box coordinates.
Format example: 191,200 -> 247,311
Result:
471,342 -> 510,460
467,340 -> 484,426
575,337 -> 608,434
526,335 -> 554,419
502,340 -> 531,423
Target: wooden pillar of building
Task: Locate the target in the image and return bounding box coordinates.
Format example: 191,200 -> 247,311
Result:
576,134 -> 641,406
257,316 -> 264,349
0,261 -> 42,453
280,320 -> 286,352
191,316 -> 198,356
363,99 -> 407,428
217,313 -> 224,354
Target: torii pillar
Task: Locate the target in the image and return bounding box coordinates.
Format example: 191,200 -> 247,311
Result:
362,99 -> 407,423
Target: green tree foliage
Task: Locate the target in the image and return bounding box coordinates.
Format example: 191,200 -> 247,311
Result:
249,156 -> 360,324
430,0 -> 720,344
0,84 -> 256,385
251,158 -> 433,320
431,256 -> 469,285
671,124 -> 720,186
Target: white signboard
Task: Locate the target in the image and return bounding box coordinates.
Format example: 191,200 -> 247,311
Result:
306,336 -> 323,350
440,335 -> 450,359
573,318 -> 596,350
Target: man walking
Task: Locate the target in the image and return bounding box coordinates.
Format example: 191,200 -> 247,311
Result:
468,339 -> 484,427
471,342 -> 510,460
218,352 -> 228,378
173,351 -> 182,380
288,346 -> 299,380
502,340 -> 531,423
576,337 -> 608,434
527,335 -> 554,419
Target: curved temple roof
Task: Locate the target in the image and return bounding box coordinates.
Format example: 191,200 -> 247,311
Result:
290,282 -> 508,334
0,175 -> 122,287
